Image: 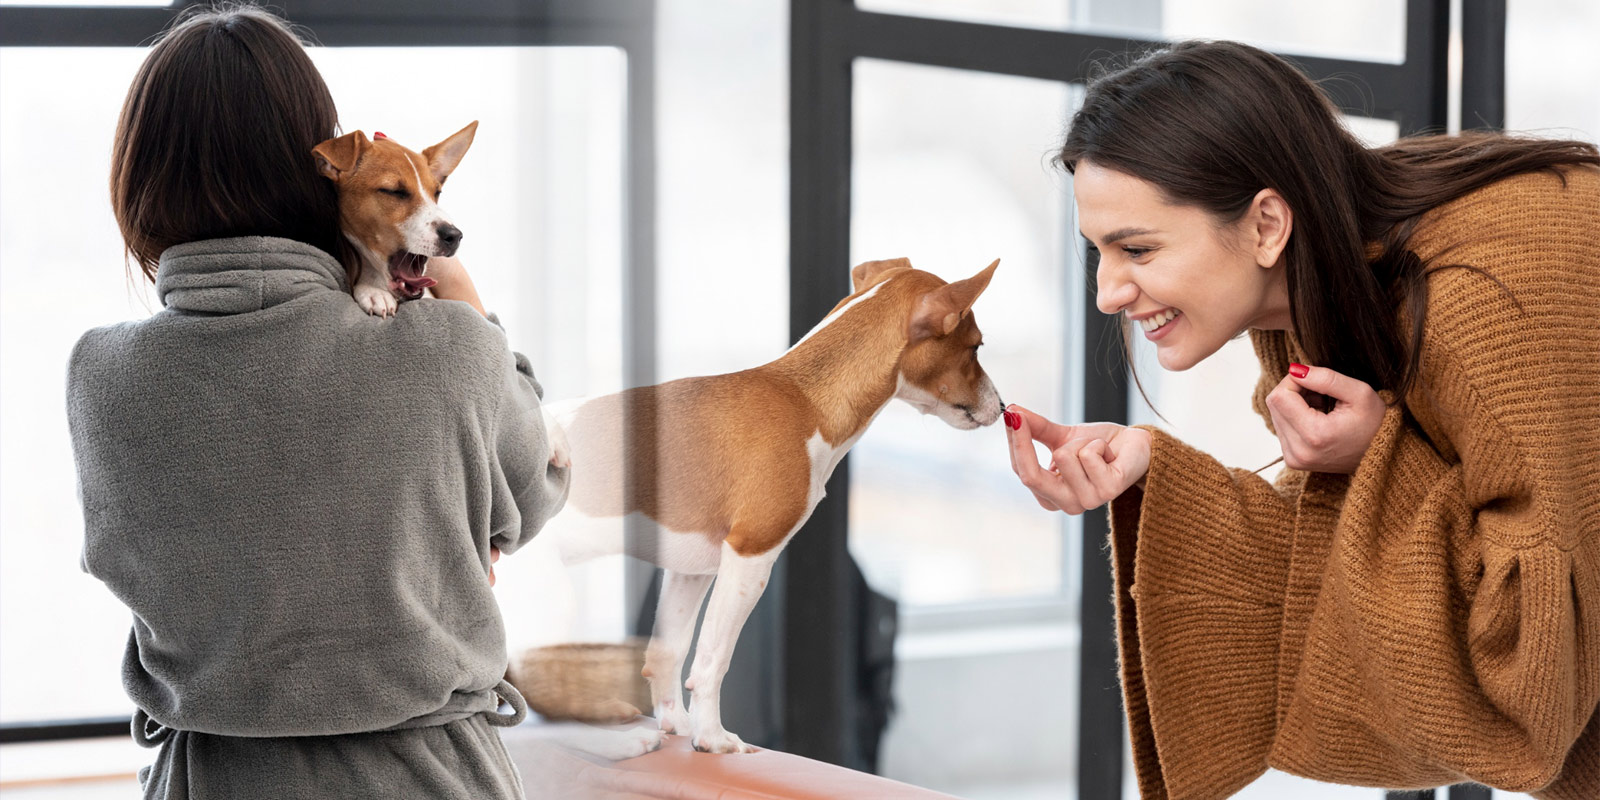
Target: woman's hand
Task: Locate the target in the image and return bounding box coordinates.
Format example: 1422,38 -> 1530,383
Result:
1264,363 -> 1386,474
489,545 -> 501,587
426,256 -> 488,317
1004,404 -> 1151,514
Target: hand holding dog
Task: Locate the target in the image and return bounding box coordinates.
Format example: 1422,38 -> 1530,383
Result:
1004,405 -> 1150,514
1265,363 -> 1385,474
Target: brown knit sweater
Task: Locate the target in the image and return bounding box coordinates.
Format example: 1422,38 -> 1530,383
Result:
1108,165 -> 1600,799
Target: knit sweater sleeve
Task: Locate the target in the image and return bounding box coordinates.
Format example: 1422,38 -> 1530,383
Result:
1106,428 -> 1305,799
1103,328 -> 1311,799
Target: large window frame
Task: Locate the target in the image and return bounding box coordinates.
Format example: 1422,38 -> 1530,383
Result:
785,3 -> 1504,800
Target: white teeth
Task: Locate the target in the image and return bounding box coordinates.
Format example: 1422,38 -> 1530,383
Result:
1138,308 -> 1180,332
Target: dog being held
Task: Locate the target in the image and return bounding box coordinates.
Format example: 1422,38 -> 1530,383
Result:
534,257 -> 1004,755
312,122 -> 477,317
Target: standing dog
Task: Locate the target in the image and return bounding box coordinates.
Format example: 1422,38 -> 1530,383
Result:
312,122 -> 477,317
541,257 -> 1003,753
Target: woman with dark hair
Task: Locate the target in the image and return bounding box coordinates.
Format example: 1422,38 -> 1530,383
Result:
1004,40 -> 1599,798
68,6 -> 567,798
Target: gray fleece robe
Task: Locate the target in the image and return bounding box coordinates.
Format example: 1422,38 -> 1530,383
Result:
66,237 -> 569,746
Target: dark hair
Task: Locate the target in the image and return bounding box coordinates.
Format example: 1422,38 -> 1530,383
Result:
111,4 -> 348,282
1058,40 -> 1600,401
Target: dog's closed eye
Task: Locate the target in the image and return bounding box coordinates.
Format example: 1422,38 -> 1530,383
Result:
380,186 -> 411,199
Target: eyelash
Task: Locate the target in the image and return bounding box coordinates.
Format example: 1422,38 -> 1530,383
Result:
1123,247 -> 1151,258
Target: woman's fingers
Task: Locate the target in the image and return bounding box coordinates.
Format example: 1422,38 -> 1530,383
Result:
1078,439 -> 1123,498
1009,404 -> 1077,450
1287,363 -> 1374,408
1010,413 -> 1074,513
1051,438 -> 1102,504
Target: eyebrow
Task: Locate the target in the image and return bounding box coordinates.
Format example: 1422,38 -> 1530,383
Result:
1081,227 -> 1159,246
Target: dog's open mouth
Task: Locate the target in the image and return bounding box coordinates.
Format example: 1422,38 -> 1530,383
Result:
388,252 -> 437,300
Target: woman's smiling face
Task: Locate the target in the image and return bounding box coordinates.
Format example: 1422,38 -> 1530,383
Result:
1073,159 -> 1295,371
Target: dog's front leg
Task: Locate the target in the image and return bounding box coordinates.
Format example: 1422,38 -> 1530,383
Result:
642,570 -> 713,735
684,541 -> 779,754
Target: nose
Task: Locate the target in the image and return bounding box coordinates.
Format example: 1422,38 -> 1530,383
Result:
436,223 -> 462,255
1094,258 -> 1138,315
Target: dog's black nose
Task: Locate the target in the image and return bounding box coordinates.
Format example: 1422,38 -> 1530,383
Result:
436,224 -> 463,254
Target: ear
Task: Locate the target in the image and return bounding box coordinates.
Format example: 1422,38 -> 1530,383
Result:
1251,188 -> 1293,268
909,259 -> 999,341
312,131 -> 369,182
422,120 -> 478,183
851,257 -> 912,293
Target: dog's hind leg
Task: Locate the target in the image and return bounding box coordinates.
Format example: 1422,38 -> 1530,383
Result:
642,570 -> 713,735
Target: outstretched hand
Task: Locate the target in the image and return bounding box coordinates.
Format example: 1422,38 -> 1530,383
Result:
1264,363 -> 1385,474
1003,405 -> 1151,515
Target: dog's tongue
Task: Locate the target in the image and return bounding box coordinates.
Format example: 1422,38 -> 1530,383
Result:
387,252 -> 436,299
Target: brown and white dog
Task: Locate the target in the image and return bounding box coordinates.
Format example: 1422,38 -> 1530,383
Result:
539,257 -> 1004,754
312,122 -> 478,317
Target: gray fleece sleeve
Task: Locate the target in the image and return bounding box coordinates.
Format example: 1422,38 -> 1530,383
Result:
484,315 -> 570,554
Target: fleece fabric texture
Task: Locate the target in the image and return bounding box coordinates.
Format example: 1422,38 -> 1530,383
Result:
66,236 -> 569,795
1108,166 -> 1600,799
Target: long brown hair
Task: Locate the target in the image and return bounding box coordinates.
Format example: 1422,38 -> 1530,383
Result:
1057,40 -> 1600,401
111,4 -> 349,282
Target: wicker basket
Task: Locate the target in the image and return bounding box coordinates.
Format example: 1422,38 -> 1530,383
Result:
507,639 -> 652,723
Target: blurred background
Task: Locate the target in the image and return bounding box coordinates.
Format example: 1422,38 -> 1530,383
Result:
2,1 -> 1596,798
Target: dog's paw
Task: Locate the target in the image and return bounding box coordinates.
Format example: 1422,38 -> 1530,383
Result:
653,700 -> 691,735
543,408 -> 572,469
356,285 -> 399,317
690,726 -> 752,754
593,727 -> 663,761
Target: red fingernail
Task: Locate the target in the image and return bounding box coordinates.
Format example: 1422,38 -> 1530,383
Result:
1288,363 -> 1309,379
1009,412 -> 1021,430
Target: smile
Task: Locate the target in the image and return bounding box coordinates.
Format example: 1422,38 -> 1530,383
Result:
1138,308 -> 1181,333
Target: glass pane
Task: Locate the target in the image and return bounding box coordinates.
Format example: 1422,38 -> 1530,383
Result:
852,58 -> 1078,798
0,45 -> 627,724
857,0 -> 1407,64
850,58 -> 1075,608
1506,0 -> 1600,141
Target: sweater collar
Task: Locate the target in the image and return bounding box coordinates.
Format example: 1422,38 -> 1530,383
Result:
155,237 -> 349,314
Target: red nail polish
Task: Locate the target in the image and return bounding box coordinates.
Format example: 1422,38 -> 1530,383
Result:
1289,362 -> 1309,379
1007,411 -> 1021,430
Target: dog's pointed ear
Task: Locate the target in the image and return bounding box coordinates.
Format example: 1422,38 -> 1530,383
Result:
422,121 -> 478,184
312,131 -> 368,182
909,259 -> 999,341
851,257 -> 913,293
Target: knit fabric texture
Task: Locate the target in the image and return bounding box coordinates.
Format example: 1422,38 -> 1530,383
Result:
66,236 -> 570,739
1108,165 -> 1600,799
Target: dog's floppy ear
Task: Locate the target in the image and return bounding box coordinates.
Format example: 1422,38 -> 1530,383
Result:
422,121 -> 478,184
909,259 -> 999,341
312,131 -> 369,181
850,257 -> 912,293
